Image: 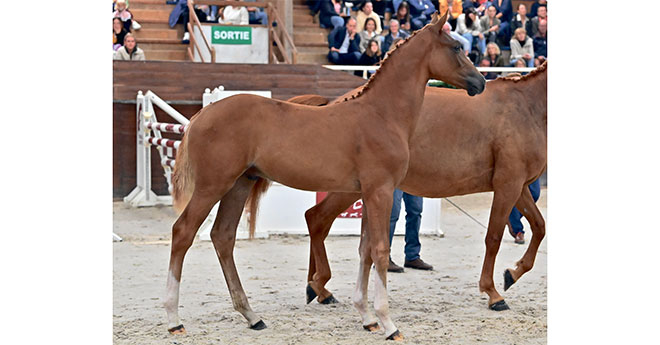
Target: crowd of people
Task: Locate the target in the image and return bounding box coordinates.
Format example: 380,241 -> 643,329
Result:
313,0 -> 547,79
113,0 -> 145,60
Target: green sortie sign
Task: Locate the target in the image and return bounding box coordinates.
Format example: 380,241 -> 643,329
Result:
212,26 -> 252,45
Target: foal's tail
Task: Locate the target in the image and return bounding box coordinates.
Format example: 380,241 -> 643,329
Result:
245,178 -> 273,239
171,117 -> 198,215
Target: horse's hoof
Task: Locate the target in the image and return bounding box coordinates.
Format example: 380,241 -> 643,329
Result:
386,329 -> 404,341
319,294 -> 339,304
168,324 -> 186,334
249,320 -> 267,330
363,322 -> 380,332
503,269 -> 516,291
306,284 -> 317,304
489,300 -> 510,311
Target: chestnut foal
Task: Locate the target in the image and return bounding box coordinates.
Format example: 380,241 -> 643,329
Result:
165,11 -> 485,340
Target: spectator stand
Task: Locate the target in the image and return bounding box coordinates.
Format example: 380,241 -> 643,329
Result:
323,65 -> 535,79
187,0 -> 298,63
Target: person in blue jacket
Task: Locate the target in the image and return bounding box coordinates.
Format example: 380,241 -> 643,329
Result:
327,17 -> 362,64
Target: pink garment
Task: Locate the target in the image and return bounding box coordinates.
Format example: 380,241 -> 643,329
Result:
334,2 -> 341,14
113,9 -> 132,22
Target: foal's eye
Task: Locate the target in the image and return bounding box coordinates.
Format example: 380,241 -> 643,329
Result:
453,45 -> 461,53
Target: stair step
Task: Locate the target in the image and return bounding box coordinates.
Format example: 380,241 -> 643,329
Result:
294,32 -> 326,45
298,46 -> 329,54
296,41 -> 328,48
131,8 -> 171,22
145,49 -> 188,61
133,28 -> 180,40
139,42 -> 188,51
296,52 -> 330,65
293,12 -> 315,24
129,0 -> 176,10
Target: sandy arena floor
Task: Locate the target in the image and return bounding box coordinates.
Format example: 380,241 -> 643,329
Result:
113,190 -> 547,344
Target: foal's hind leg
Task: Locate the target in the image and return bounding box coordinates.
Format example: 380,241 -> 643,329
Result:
165,191 -> 221,333
503,187 -> 546,291
209,175 -> 266,329
479,180 -> 525,311
305,192 -> 360,304
352,205 -> 380,332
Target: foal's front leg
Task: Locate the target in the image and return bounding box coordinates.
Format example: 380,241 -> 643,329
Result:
352,205 -> 380,332
362,187 -> 402,340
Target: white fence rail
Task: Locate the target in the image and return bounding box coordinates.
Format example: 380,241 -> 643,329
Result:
322,65 -> 535,79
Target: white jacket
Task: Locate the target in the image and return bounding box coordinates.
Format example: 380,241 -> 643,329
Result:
218,6 -> 249,25
456,13 -> 482,36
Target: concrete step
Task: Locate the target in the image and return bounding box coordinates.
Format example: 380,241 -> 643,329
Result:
145,49 -> 188,61
139,41 -> 188,51
298,45 -> 329,54
131,8 -> 171,22
293,25 -> 330,34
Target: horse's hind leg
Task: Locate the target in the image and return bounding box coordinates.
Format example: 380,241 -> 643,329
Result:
503,187 -> 546,291
165,190 -> 221,333
304,192 -> 360,304
479,179 -> 525,311
209,175 -> 266,329
352,205 -> 380,332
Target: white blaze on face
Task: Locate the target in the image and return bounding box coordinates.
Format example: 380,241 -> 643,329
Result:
164,270 -> 181,328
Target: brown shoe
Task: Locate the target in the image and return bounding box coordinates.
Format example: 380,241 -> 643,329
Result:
388,258 -> 404,273
404,258 -> 433,271
514,232 -> 525,244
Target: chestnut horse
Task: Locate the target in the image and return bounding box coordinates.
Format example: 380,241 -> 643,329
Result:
165,11 -> 485,340
274,62 -> 547,313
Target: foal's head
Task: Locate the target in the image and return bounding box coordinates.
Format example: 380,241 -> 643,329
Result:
425,11 -> 485,96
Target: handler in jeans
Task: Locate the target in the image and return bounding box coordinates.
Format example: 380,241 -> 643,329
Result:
388,189 -> 433,272
508,178 -> 541,244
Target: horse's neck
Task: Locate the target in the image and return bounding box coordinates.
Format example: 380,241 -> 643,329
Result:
361,33 -> 430,135
512,72 -> 547,131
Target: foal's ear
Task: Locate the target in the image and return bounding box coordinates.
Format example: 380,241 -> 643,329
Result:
432,9 -> 449,30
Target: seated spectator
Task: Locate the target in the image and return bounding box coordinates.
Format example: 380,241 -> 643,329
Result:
245,0 -> 268,25
479,58 -> 498,80
493,0 -> 513,46
529,0 -> 547,19
442,22 -> 470,54
113,33 -> 146,61
382,19 -> 410,53
113,0 -> 133,33
479,5 -> 500,43
533,19 -> 547,67
356,1 -> 383,33
439,0 -> 464,29
357,39 -> 383,77
327,17 -> 361,65
113,17 -> 128,51
456,7 -> 486,55
531,4 -> 546,37
218,5 -> 249,25
371,0 -> 390,21
407,0 -> 437,31
169,0 -> 191,43
463,0 -> 487,15
359,18 -> 383,53
485,42 -> 506,67
393,1 -> 412,34
509,27 -> 534,67
320,0 -> 349,29
511,3 -> 533,40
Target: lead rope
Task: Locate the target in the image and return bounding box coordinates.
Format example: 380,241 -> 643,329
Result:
443,197 -> 488,229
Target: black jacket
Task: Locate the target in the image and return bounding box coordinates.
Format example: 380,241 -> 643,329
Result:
328,26 -> 361,53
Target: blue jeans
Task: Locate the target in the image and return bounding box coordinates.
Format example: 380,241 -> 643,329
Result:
330,15 -> 344,29
510,57 -> 535,67
328,51 -> 361,64
249,10 -> 268,25
509,179 -> 541,235
461,32 -> 486,55
389,189 -> 423,261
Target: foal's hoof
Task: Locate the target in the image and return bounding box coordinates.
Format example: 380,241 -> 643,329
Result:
250,320 -> 267,330
386,329 -> 404,341
319,294 -> 339,304
363,322 -> 380,332
168,324 -> 186,334
489,300 -> 510,311
306,284 -> 317,304
503,269 -> 516,291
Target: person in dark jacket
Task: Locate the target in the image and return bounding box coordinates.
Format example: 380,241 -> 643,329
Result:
382,19 -> 410,54
407,0 -> 436,30
493,0 -> 513,44
533,19 -> 547,67
356,39 -> 383,78
327,17 -> 362,64
511,3 -> 533,40
320,0 -> 349,29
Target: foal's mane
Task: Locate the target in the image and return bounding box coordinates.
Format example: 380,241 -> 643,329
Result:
495,60 -> 547,83
341,25 -> 429,102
